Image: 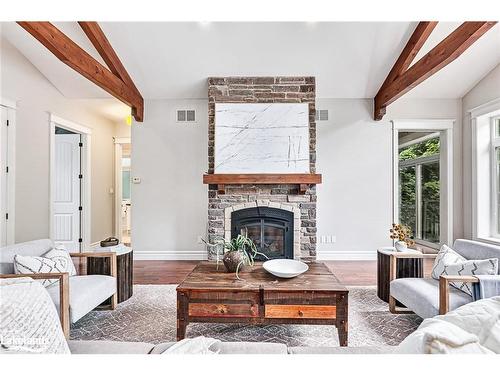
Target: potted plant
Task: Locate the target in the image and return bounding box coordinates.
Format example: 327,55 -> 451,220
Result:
389,223 -> 415,251
203,234 -> 268,279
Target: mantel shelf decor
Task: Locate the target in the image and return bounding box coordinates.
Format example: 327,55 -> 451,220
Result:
202,173 -> 322,194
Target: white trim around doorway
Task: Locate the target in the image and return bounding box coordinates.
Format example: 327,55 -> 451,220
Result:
0,98 -> 17,245
114,137 -> 131,243
392,119 -> 454,248
49,114 -> 92,252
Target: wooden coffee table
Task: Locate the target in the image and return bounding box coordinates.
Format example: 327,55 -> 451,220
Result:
176,261 -> 349,346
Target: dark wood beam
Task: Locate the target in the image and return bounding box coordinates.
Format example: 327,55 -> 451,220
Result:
17,21 -> 144,121
375,21 -> 437,120
374,21 -> 497,120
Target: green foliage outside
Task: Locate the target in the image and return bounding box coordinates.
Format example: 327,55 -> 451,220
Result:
399,137 -> 440,243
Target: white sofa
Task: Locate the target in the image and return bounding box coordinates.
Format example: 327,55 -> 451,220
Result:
0,239 -> 117,336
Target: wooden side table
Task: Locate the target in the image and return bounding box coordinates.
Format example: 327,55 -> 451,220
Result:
87,245 -> 133,303
377,248 -> 423,306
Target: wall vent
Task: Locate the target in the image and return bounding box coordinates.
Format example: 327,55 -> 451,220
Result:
315,109 -> 329,121
177,110 -> 196,123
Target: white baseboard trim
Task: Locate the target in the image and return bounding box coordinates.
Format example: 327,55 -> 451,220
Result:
317,251 -> 377,261
133,250 -> 208,260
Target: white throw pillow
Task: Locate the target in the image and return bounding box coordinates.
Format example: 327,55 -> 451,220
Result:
431,245 -> 498,296
44,245 -> 77,276
14,245 -> 76,287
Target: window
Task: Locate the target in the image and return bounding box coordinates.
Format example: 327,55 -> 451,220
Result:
398,134 -> 440,244
492,117 -> 500,237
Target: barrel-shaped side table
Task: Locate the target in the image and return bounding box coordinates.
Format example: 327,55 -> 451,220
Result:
377,248 -> 423,306
87,245 -> 133,304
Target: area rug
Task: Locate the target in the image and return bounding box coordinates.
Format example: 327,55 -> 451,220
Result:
70,285 -> 422,347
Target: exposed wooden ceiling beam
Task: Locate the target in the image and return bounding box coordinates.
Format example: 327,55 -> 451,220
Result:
17,21 -> 144,121
78,22 -> 141,96
374,21 -> 497,120
375,21 -> 437,117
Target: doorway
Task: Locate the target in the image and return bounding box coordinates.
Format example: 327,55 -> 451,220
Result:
392,120 -> 453,248
50,115 -> 91,252
114,138 -> 131,245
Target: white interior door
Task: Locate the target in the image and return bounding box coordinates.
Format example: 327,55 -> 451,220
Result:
0,107 -> 8,246
54,133 -> 81,251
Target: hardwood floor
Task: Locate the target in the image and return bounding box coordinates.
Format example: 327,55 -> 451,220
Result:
133,259 -> 434,285
133,260 -> 378,285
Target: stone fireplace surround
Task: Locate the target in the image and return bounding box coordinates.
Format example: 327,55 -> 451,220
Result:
206,76 -> 317,261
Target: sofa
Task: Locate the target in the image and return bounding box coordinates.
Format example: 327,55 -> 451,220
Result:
0,239 -> 117,336
390,239 -> 500,319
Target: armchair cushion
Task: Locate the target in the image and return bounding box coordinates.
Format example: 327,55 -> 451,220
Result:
46,275 -> 116,323
390,278 -> 472,319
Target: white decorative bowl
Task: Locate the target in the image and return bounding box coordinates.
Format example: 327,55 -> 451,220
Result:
263,259 -> 309,278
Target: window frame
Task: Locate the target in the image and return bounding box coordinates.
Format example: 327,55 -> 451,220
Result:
392,120 -> 454,249
491,116 -> 500,238
398,135 -> 441,245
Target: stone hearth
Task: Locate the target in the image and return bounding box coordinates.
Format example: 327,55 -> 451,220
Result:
206,76 -> 317,260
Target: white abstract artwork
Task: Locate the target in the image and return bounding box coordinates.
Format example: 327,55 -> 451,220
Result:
214,103 -> 310,173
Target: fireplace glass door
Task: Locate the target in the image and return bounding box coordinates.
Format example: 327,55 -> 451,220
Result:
231,207 -> 293,260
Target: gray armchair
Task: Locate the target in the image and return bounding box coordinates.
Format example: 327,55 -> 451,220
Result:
0,239 -> 117,337
389,239 -> 500,319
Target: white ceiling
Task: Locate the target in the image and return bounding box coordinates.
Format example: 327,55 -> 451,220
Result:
1,21 -> 499,103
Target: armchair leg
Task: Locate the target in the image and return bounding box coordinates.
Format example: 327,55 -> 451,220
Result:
60,273 -> 70,338
110,293 -> 117,310
388,295 -> 414,314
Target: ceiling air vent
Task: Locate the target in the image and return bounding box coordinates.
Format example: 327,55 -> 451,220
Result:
315,109 -> 329,121
177,110 -> 196,123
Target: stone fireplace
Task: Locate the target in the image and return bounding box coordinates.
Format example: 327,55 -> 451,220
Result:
205,76 -> 319,261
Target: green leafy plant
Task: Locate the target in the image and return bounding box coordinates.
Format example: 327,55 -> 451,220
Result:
202,233 -> 268,279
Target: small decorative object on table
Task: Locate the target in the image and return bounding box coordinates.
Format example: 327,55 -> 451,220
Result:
389,223 -> 415,252
203,234 -> 268,279
263,259 -> 309,278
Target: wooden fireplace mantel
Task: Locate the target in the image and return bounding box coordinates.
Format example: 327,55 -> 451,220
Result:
202,173 -> 322,194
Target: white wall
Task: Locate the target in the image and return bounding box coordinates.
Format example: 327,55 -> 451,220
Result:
132,96 -> 463,260
316,98 -> 462,260
131,100 -> 208,259
462,64 -> 500,238
0,38 -> 117,244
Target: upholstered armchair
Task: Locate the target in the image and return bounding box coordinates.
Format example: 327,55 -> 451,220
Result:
389,239 -> 500,319
0,239 -> 117,337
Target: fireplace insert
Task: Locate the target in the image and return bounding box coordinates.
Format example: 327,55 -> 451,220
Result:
231,207 -> 294,260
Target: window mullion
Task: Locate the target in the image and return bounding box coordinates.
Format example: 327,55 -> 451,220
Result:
416,164 -> 422,240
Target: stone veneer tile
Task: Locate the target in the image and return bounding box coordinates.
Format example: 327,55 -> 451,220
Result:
206,77 -> 317,260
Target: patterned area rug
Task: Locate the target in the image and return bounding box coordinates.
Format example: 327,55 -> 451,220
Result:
70,285 -> 422,347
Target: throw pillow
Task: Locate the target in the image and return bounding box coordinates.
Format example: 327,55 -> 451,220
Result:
43,245 -> 77,276
14,252 -> 74,287
431,245 -> 498,296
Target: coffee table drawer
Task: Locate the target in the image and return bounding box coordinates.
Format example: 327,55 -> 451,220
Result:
189,303 -> 259,318
265,304 -> 336,319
